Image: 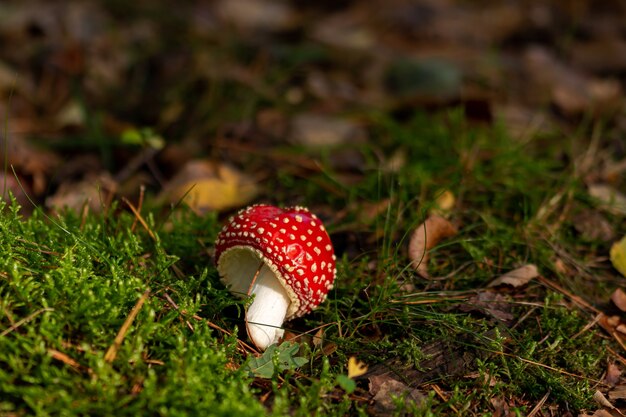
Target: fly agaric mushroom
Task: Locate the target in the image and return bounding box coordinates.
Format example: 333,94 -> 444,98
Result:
215,204 -> 336,350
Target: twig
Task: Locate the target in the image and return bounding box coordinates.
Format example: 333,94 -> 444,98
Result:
492,349 -> 606,385
130,185 -> 145,233
123,197 -> 156,241
48,348 -> 92,374
1,307 -> 54,337
527,390 -> 550,417
104,289 -> 150,363
537,275 -> 599,314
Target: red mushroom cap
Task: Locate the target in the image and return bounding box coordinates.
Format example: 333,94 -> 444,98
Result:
215,204 -> 336,319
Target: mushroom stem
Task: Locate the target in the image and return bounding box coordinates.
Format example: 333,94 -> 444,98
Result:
245,264 -> 290,350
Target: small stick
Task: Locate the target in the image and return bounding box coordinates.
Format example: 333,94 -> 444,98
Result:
130,185 -> 146,233
123,197 -> 156,242
104,289 -> 150,363
1,307 -> 54,337
526,390 -> 550,417
48,348 -> 91,374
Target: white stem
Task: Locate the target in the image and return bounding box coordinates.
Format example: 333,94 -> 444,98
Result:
246,264 -> 290,350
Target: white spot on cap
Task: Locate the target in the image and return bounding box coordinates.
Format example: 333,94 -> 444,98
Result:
297,269 -> 304,276
295,215 -> 303,222
307,229 -> 313,235
311,263 -> 317,272
258,227 -> 265,234
300,235 -> 306,241
311,221 -> 317,227
314,247 -> 321,255
325,244 -> 332,251
280,228 -> 286,234
289,234 -> 295,240
306,242 -> 312,247
283,218 -> 290,223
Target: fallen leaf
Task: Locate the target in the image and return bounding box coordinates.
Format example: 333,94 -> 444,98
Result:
460,291 -> 515,324
609,385 -> 626,401
594,390 -> 622,415
408,215 -> 458,278
215,0 -> 297,32
159,160 -> 258,213
589,184 -> 626,216
611,289 -> 626,312
290,113 -> 364,148
490,396 -> 512,417
311,12 -> 375,51
605,363 -> 622,386
347,356 -> 368,378
429,190 -> 456,215
488,264 -> 539,288
573,209 -> 615,242
611,236 -> 626,278
368,375 -> 425,417
45,172 -> 117,213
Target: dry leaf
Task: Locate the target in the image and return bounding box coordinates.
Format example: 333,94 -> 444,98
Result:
429,190 -> 456,215
460,291 -> 514,323
611,236 -> 626,278
290,113 -> 364,147
605,363 -> 622,386
488,264 -> 539,288
215,0 -> 297,32
589,184 -> 626,216
46,172 -> 117,213
609,385 -> 626,401
347,357 -> 368,378
368,375 -> 425,417
573,209 -> 615,242
611,289 -> 626,312
594,390 -> 616,409
408,215 -> 458,278
160,160 -> 258,213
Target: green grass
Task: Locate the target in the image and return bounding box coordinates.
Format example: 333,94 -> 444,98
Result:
0,110 -> 617,415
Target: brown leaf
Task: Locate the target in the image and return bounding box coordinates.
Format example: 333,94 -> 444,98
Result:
215,0 -> 297,32
290,113 -> 365,148
611,289 -> 626,313
488,264 -> 539,288
408,215 -> 457,278
609,385 -> 626,401
45,172 -> 117,213
368,375 -> 425,417
605,363 -> 622,386
159,160 -> 258,214
588,184 -> 626,216
573,209 -> 615,242
460,291 -> 514,323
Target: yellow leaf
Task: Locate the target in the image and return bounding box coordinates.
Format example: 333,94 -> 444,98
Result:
429,189 -> 455,215
160,160 -> 259,213
347,356 -> 368,378
611,235 -> 626,277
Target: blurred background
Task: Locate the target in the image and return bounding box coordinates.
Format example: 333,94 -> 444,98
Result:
0,0 -> 624,215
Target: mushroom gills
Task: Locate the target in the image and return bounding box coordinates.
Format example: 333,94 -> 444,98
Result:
246,264 -> 290,350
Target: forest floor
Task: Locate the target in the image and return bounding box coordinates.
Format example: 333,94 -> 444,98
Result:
1,1 -> 626,415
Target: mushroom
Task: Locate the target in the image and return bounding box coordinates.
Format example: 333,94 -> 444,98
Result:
215,204 -> 336,350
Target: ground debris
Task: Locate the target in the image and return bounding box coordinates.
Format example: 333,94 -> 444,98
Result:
408,214 -> 458,278
368,375 -> 426,416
